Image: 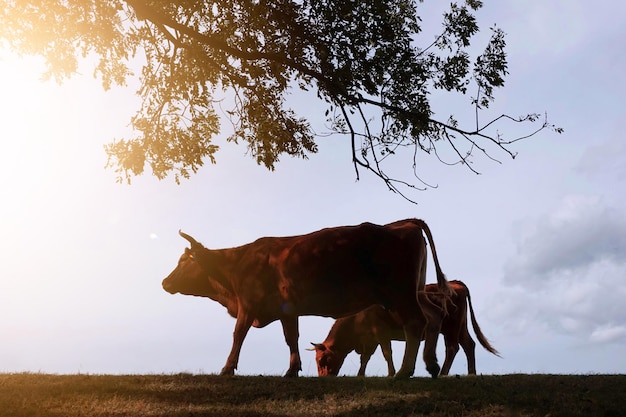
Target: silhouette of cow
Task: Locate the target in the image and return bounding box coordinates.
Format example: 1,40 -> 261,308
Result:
162,219 -> 452,378
310,280 -> 499,376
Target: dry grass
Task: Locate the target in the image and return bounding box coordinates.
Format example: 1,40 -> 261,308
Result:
0,373 -> 624,417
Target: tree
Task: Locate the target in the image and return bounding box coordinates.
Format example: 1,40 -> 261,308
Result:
0,0 -> 561,201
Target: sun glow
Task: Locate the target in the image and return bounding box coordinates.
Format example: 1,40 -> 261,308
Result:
0,53 -> 58,227
0,49 -> 134,235
0,48 -> 133,268
0,48 -> 144,340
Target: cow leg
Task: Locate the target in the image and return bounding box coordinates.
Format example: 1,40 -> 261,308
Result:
439,333 -> 459,376
280,316 -> 302,377
419,292 -> 443,378
459,328 -> 477,375
394,320 -> 421,379
422,330 -> 441,378
422,324 -> 442,377
379,338 -> 396,377
221,312 -> 254,376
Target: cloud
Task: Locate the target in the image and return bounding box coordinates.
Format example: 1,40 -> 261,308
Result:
575,139 -> 626,183
504,195 -> 626,286
495,196 -> 626,345
492,258 -> 626,345
590,324 -> 626,344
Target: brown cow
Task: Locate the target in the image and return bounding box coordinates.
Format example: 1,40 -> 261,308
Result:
162,219 -> 451,379
310,280 -> 500,377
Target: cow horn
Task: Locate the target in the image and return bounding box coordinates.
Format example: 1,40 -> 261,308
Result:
178,230 -> 199,246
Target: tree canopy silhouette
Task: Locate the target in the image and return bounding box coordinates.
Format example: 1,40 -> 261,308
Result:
0,0 -> 561,200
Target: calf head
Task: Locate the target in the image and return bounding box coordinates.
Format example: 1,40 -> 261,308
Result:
309,342 -> 345,376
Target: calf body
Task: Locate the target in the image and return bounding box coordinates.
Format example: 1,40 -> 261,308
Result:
162,219 -> 451,378
311,280 -> 499,376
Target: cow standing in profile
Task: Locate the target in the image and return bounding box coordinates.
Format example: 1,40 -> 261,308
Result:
310,280 -> 500,377
162,219 -> 452,379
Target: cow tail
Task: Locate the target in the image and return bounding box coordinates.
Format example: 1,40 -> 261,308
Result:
417,220 -> 455,315
419,220 -> 452,297
463,281 -> 501,357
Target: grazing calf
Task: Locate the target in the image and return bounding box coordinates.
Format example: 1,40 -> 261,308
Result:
310,280 -> 499,376
162,219 -> 452,378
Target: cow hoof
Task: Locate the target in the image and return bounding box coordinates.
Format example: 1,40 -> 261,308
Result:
284,370 -> 299,378
393,369 -> 413,380
426,363 -> 440,379
220,368 -> 235,376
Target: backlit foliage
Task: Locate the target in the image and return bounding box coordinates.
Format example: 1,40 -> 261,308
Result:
0,0 -> 561,197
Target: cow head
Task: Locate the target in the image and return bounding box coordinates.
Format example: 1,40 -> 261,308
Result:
309,342 -> 344,377
162,230 -> 209,296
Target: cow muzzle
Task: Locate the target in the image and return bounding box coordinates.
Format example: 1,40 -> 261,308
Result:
162,278 -> 178,294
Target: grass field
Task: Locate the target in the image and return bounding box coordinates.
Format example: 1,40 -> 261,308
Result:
0,373 -> 624,417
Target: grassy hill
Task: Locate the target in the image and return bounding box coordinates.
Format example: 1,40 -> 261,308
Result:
1,373 -> 624,416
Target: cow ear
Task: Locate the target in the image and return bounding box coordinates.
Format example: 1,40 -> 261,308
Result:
184,248 -> 196,260
308,342 -> 325,352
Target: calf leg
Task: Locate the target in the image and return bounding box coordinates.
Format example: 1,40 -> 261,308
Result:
357,344 -> 377,377
459,328 -> 477,375
222,312 -> 253,375
379,338 -> 396,377
280,316 -> 302,377
357,356 -> 370,376
439,334 -> 460,376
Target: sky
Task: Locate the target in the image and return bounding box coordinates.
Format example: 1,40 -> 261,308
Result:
0,1 -> 625,377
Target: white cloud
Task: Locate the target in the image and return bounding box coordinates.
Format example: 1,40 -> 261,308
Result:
496,196 -> 626,345
576,139 -> 626,183
504,195 -> 626,287
492,258 -> 626,345
590,324 -> 626,344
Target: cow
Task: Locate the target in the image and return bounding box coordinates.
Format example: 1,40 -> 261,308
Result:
161,219 -> 452,379
310,280 -> 500,377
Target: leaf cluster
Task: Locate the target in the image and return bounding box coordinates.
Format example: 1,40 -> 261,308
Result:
0,1 -> 561,195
